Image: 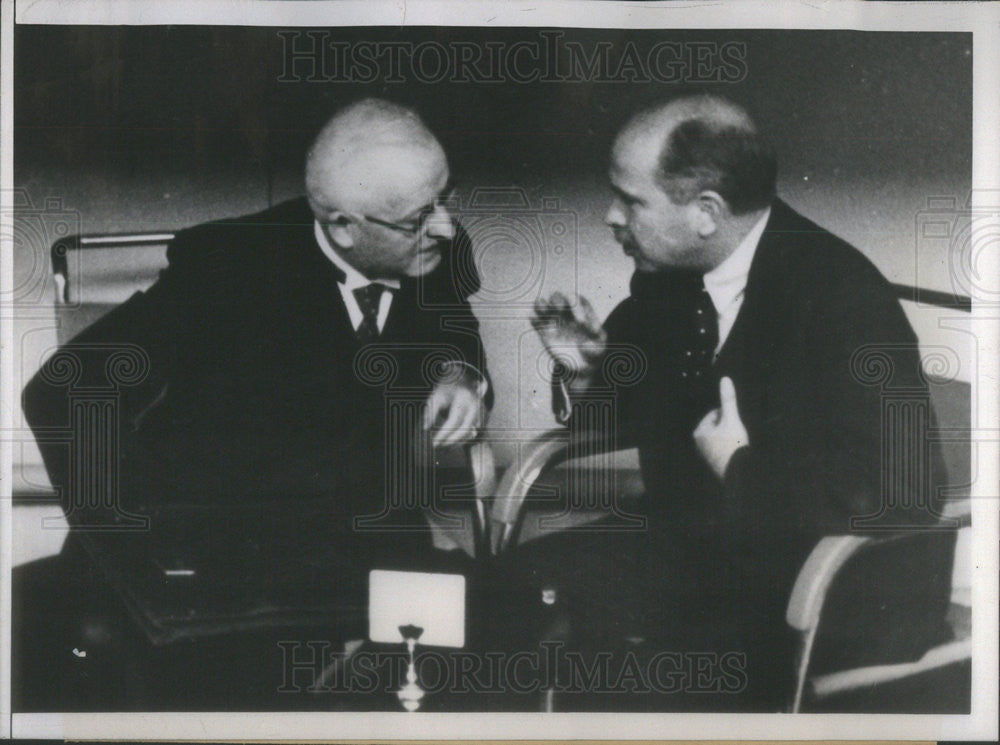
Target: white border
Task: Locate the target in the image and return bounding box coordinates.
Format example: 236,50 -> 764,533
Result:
9,0 -> 1000,32
968,9 -> 1000,744
2,0 -> 997,741
1,0 -> 16,738
7,708 -> 999,741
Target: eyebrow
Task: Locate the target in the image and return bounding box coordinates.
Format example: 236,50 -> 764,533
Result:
398,179 -> 457,222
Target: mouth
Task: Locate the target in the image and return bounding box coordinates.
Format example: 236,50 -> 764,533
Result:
409,244 -> 445,277
418,240 -> 445,255
612,229 -> 636,254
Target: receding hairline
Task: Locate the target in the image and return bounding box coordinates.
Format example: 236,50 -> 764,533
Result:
611,94 -> 775,214
622,94 -> 758,144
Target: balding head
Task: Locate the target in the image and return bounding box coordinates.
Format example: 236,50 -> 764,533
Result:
605,95 -> 775,273
304,100 -> 454,279
614,94 -> 776,215
305,99 -> 447,218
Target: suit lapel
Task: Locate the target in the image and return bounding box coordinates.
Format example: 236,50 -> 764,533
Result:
379,283 -> 410,342
714,201 -> 797,371
276,207 -> 359,347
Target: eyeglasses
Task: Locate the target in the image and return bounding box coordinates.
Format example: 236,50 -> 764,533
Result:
360,183 -> 458,236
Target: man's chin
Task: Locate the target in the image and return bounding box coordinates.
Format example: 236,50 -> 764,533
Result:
621,241 -> 653,272
630,255 -> 658,273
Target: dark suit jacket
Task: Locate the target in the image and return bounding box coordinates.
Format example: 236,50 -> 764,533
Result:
23,198 -> 490,545
572,199 -> 948,629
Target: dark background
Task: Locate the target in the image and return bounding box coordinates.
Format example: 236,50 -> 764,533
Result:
16,27 -> 971,224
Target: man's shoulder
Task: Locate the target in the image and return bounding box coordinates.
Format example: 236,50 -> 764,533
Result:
759,199 -> 894,293
758,200 -> 915,342
171,198 -> 313,246
161,199 -> 315,297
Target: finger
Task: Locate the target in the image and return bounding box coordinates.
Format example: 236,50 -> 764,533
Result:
694,407 -> 719,435
719,376 -> 740,418
437,398 -> 475,447
438,414 -> 476,448
550,291 -> 572,320
424,388 -> 447,430
550,290 -> 569,307
577,296 -> 603,335
433,396 -> 468,447
459,393 -> 482,431
582,327 -> 608,359
569,296 -> 588,326
532,295 -> 571,333
445,401 -> 480,447
531,313 -> 557,337
531,296 -> 551,325
490,521 -> 504,555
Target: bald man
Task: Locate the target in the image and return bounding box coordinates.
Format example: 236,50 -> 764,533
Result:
18,101 -> 491,680
528,95 -> 949,709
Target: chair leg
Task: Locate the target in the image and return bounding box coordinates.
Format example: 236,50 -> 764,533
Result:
789,628 -> 817,713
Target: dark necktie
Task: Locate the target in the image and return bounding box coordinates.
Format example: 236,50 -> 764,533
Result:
689,280 -> 719,370
682,278 -> 720,416
353,284 -> 387,342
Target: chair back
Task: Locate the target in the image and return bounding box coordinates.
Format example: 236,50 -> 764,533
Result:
51,232 -> 173,343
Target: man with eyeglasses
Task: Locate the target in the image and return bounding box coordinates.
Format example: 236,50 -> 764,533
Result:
18,99 -> 491,707
27,94 -> 490,538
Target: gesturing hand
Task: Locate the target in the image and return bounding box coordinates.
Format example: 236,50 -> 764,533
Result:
693,377 -> 749,479
423,378 -> 485,448
530,292 -> 607,379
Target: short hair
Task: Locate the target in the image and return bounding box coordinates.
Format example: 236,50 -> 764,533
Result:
653,96 -> 777,215
304,98 -> 439,211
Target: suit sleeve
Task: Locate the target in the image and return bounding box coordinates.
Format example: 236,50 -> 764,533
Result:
21,228 -> 209,514
720,263 -> 943,533
420,224 -> 493,409
551,299 -> 644,450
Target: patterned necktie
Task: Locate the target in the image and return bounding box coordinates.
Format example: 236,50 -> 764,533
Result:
692,279 -> 719,367
353,284 -> 387,342
682,278 -> 720,416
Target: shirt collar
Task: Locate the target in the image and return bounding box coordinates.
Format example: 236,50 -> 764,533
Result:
313,220 -> 401,291
702,206 -> 770,314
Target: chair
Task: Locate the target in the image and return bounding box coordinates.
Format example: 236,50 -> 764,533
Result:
784,362 -> 972,713
785,504 -> 970,713
488,286 -> 972,714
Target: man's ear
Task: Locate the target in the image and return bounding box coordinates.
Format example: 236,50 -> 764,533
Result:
323,212 -> 356,249
694,191 -> 726,238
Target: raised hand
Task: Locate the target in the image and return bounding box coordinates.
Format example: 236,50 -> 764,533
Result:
530,292 -> 607,378
693,376 -> 750,479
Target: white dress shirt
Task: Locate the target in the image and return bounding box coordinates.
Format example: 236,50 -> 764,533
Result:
702,207 -> 771,354
314,221 -> 400,333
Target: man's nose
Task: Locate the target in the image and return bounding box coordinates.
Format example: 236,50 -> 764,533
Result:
605,199 -> 625,228
424,204 -> 455,240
